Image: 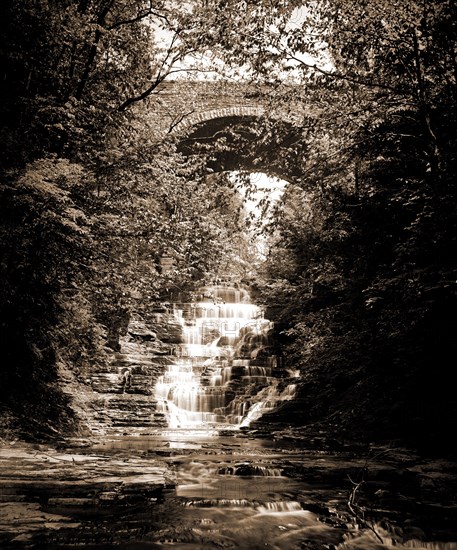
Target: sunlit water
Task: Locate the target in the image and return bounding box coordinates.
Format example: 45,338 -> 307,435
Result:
90,433 -> 457,550
134,285 -> 457,548
3,289 -> 456,549
11,285 -> 452,548
155,284 -> 296,429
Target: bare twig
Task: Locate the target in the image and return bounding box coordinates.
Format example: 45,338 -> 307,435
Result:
345,448 -> 394,544
347,472 -> 384,544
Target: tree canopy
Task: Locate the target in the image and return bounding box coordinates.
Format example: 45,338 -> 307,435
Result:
1,0 -> 456,448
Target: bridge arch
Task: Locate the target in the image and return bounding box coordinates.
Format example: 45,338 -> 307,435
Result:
177,112 -> 305,182
151,81 -> 305,181
173,106 -> 266,133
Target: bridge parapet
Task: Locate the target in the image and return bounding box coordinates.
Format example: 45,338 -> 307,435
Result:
147,80 -> 269,134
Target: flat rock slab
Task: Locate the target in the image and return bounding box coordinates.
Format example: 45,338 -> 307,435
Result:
0,442 -> 174,546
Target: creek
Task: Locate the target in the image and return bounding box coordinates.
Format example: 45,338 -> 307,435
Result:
0,285 -> 456,549
2,431 -> 456,549
91,432 -> 457,550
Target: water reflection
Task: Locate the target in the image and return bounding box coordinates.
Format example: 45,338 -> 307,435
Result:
91,434 -> 457,550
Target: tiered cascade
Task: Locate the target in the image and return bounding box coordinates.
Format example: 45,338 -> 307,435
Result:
155,284 -> 297,428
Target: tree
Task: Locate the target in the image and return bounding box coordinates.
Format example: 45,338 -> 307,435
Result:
0,158 -> 96,436
252,1 -> 457,448
1,0 -> 255,436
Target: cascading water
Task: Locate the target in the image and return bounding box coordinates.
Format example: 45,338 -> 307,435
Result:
155,284 -> 296,429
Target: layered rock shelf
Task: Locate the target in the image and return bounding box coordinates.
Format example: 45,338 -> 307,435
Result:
0,310 -> 183,547
1,309 -> 457,548
83,313 -> 183,437
0,442 -> 174,547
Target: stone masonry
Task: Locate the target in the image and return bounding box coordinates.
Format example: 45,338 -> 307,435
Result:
145,79 -> 302,135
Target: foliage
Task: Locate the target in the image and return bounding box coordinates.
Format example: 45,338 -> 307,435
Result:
1,0 -> 456,449
0,158 -> 96,437
0,0 -> 257,437
254,0 -> 457,450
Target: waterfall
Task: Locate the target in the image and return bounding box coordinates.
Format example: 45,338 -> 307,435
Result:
155,284 -> 296,429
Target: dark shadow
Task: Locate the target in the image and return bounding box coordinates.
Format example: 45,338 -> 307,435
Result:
178,115 -> 305,181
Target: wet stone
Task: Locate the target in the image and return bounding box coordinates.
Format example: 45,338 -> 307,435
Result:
2,294 -> 456,548
1,437 -> 457,549
0,442 -> 174,548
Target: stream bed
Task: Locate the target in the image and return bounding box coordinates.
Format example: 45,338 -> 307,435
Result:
1,430 -> 456,549
2,285 -> 455,548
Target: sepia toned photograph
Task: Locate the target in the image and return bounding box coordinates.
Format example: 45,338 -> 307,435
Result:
1,1 -> 456,548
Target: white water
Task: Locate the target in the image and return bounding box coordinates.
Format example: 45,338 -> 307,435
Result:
155,284 -> 296,429
89,434 -> 456,550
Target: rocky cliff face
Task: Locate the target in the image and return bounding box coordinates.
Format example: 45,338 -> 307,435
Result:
80,313 -> 183,437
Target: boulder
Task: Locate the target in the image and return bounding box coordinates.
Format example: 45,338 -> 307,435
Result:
128,323 -> 157,341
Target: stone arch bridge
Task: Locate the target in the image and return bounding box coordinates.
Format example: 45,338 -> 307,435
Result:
150,80 -> 268,133
148,79 -> 305,179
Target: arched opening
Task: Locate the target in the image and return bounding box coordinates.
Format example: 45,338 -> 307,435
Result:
172,113 -> 305,285
178,114 -> 305,182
